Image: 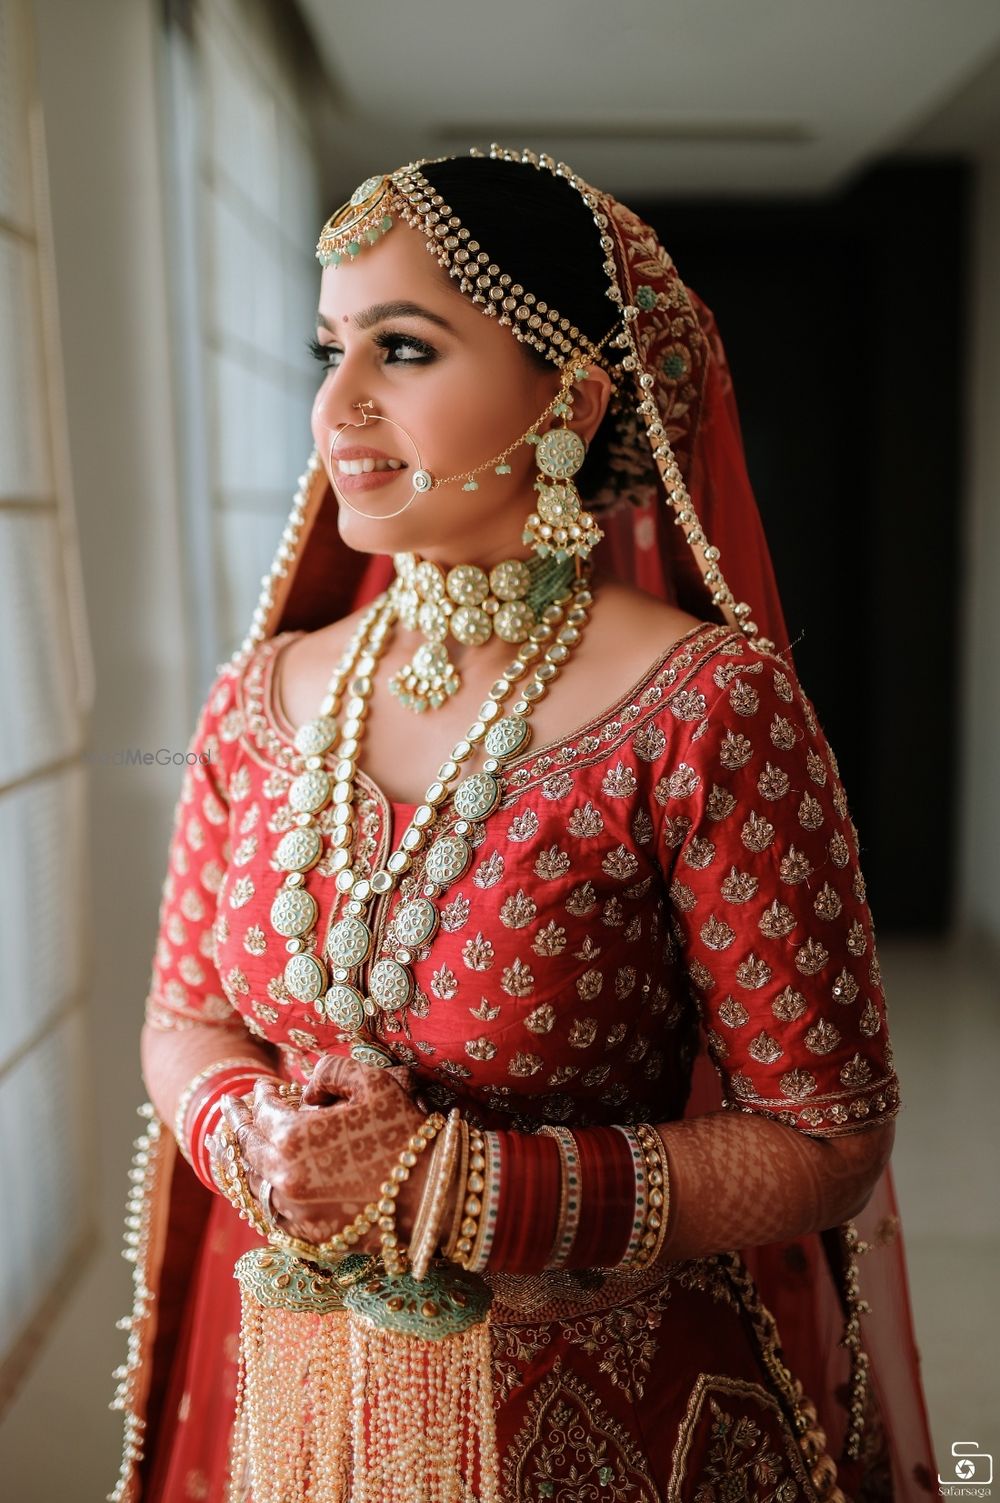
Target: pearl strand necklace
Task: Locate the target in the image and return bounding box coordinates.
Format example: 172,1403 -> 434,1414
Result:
268,570 -> 595,1068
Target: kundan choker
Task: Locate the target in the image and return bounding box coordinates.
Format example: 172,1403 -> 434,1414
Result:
387,549 -> 577,712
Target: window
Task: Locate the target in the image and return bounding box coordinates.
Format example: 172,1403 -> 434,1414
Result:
0,0 -> 96,1408
163,0 -> 324,677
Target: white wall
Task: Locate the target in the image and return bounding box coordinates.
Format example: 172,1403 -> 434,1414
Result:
956,142 -> 1000,957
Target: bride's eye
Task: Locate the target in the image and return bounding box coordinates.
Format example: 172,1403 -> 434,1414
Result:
307,331 -> 438,372
376,332 -> 437,364
308,337 -> 342,369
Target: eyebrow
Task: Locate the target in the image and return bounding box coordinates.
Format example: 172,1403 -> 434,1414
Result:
316,300 -> 458,334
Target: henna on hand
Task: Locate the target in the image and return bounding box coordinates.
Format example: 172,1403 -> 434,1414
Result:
655,1110 -> 895,1262
216,1054 -> 428,1248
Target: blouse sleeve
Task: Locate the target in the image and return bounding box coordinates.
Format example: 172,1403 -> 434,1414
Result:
143,662 -> 253,1040
652,640 -> 901,1137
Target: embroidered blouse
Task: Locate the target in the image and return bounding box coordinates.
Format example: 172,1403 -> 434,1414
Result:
145,619 -> 900,1142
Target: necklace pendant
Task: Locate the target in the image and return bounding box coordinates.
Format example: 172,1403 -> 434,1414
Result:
326,916 -> 374,968
275,827 -> 323,872
350,1041 -> 397,1069
317,982 -> 366,1033
368,958 -> 414,1012
271,887 -> 319,938
453,771 -> 502,820
284,952 -> 328,1005
388,641 -> 460,714
288,769 -> 333,814
424,833 -> 472,887
394,897 -> 439,948
484,715 -> 532,759
293,715 -> 339,758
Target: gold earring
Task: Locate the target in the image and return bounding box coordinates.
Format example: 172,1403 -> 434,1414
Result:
522,376 -> 604,563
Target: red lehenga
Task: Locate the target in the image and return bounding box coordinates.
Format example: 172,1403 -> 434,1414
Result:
110,161 -> 937,1503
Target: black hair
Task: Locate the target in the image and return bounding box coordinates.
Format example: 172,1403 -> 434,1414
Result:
418,156 -> 618,498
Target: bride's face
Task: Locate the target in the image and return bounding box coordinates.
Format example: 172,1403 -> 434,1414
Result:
310,221 -> 608,566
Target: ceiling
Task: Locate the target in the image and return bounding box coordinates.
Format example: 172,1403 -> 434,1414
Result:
295,0 -> 1000,200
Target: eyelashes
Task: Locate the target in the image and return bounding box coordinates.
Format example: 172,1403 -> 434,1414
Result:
307,331 -> 438,370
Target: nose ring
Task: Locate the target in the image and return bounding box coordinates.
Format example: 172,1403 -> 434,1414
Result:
355,400 -> 376,424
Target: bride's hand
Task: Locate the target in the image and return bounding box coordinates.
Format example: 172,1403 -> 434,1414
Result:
213,1054 -> 431,1248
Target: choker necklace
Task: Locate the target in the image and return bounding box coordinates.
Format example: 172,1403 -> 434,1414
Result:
268,569 -> 594,1064
387,549 -> 577,713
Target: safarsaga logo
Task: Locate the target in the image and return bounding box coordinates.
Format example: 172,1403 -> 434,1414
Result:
83,747 -> 215,767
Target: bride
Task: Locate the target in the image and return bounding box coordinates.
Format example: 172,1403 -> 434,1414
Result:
111,147 -> 934,1502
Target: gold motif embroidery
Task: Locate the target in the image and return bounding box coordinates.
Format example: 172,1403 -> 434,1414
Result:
501,1360 -> 660,1502
700,915 -> 736,951
671,688 -> 708,721
568,801 -> 605,837
805,1019 -> 841,1055
602,762 -> 639,797
603,845 -> 640,881
632,720 -> 667,761
719,729 -> 753,770
794,938 -> 829,976
797,792 -> 824,830
508,810 -> 540,842
741,813 -> 774,852
535,846 -> 572,879
758,900 -> 796,939
757,762 -> 790,800
720,866 -> 758,903
705,784 -> 737,821
728,681 -> 759,717
830,967 -> 858,1004
778,1067 -> 818,1099
769,713 -> 799,751
501,889 -> 538,928
771,986 -> 807,1022
718,995 -> 749,1028
840,1052 -> 872,1087
440,891 -> 471,931
469,850 -> 504,893
748,1030 -> 783,1065
735,954 -> 772,990
813,883 -> 843,921
683,836 -> 716,869
461,933 -> 495,971
502,959 -> 535,997
533,920 -> 568,956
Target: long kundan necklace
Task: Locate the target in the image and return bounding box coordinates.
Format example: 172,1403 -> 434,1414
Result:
269,555 -> 593,1067
228,554 -> 595,1503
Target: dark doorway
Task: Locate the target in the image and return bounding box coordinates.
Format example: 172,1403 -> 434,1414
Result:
636,160 -> 969,934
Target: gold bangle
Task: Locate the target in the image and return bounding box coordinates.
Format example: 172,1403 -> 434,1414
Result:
214,1119 -> 272,1239
410,1108 -> 463,1281
442,1117 -> 470,1261
538,1124 -> 581,1268
376,1113 -> 446,1277
460,1126 -> 489,1270
633,1123 -> 670,1266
